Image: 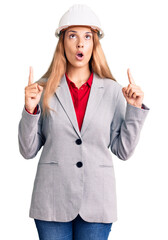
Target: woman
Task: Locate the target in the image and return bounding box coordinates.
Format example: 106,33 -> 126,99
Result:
18,4 -> 149,240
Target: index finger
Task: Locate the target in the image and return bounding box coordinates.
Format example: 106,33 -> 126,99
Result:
28,66 -> 34,85
127,68 -> 135,84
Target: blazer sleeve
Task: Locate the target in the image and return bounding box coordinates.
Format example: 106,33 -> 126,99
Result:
18,103 -> 45,159
110,86 -> 150,160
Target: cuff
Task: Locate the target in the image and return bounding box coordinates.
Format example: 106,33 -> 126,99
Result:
125,103 -> 150,122
25,105 -> 39,114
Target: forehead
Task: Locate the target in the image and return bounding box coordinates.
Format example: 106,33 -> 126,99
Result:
65,25 -> 92,33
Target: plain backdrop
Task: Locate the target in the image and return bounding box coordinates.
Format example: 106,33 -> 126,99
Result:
0,0 -> 167,239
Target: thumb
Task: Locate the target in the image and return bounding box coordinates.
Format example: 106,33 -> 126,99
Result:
122,87 -> 126,93
122,87 -> 127,98
37,84 -> 44,92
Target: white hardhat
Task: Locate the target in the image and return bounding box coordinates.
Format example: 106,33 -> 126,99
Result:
55,4 -> 104,39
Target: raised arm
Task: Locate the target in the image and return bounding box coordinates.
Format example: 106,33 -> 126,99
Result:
18,67 -> 45,159
110,69 -> 149,160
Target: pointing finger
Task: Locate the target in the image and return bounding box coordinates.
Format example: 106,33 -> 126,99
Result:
127,68 -> 135,85
28,66 -> 34,86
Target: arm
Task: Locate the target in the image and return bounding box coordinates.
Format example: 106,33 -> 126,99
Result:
18,103 -> 45,159
110,86 -> 149,160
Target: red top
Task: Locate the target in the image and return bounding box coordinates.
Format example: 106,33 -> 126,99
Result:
25,72 -> 93,131
65,72 -> 93,131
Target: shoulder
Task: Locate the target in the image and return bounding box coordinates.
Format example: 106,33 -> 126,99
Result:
94,73 -> 123,100
94,72 -> 122,90
94,73 -> 126,109
103,78 -> 122,92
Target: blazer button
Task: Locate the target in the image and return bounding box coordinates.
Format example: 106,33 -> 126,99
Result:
76,139 -> 82,145
76,161 -> 83,168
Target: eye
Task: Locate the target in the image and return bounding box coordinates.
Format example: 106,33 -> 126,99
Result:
85,35 -> 91,39
69,34 -> 76,39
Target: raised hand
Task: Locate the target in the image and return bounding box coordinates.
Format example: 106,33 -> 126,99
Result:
122,68 -> 144,108
25,66 -> 43,113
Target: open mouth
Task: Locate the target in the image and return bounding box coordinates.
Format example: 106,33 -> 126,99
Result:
76,52 -> 84,60
77,53 -> 83,57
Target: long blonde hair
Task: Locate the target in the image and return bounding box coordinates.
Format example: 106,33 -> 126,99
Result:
38,29 -> 116,117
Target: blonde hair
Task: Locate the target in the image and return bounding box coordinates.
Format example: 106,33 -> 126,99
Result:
38,29 -> 116,117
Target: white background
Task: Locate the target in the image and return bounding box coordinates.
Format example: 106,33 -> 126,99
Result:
0,0 -> 167,239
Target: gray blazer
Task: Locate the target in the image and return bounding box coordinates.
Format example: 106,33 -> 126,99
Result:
18,72 -> 149,223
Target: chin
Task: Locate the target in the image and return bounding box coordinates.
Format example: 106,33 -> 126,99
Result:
72,62 -> 88,69
67,57 -> 90,69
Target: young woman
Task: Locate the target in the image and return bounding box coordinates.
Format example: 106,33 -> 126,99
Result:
18,4 -> 149,240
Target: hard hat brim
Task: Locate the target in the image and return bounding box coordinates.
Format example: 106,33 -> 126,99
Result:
55,25 -> 104,39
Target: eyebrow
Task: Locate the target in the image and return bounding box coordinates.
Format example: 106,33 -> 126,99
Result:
67,30 -> 92,34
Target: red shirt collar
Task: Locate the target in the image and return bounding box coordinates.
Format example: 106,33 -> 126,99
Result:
65,72 -> 93,88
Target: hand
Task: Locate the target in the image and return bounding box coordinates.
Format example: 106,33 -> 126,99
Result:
122,68 -> 144,108
25,66 -> 43,113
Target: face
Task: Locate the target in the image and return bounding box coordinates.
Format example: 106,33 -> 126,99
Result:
63,26 -> 94,69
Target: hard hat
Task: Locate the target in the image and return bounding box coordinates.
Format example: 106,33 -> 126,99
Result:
55,4 -> 104,39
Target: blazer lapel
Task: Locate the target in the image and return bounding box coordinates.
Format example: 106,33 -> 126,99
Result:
80,73 -> 104,136
55,72 -> 104,138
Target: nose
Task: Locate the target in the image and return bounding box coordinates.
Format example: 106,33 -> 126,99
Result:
77,37 -> 84,48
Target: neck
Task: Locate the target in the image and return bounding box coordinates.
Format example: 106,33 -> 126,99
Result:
66,64 -> 91,83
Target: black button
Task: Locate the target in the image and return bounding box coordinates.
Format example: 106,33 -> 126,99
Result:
76,139 -> 82,145
76,161 -> 83,168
